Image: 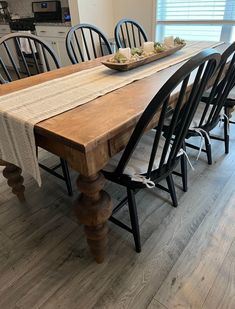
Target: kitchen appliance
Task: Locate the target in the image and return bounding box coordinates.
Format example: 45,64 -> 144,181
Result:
0,1 -> 10,22
9,18 -> 36,32
32,1 -> 62,23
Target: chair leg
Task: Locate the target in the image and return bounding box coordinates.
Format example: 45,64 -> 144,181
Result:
60,159 -> 73,196
166,174 -> 178,207
224,114 -> 229,154
181,141 -> 188,192
180,154 -> 188,192
204,136 -> 212,165
127,188 -> 141,253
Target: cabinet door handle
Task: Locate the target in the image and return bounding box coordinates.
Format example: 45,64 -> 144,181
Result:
58,31 -> 65,34
40,30 -> 47,33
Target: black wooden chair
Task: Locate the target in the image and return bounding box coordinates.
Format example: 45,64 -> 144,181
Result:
224,96 -> 235,124
102,49 -> 220,252
186,42 -> 235,163
0,32 -> 73,195
209,43 -> 235,140
0,32 -> 60,82
114,18 -> 148,49
66,23 -> 112,64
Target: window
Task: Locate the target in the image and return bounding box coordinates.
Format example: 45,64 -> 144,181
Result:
156,0 -> 235,42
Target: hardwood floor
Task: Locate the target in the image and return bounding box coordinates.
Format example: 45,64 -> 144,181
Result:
0,117 -> 235,308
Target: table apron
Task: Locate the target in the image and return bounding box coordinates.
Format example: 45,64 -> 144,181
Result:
35,134 -> 110,176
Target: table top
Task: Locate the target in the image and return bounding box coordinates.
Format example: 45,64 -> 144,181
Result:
0,43 -> 227,176
0,55 -> 186,151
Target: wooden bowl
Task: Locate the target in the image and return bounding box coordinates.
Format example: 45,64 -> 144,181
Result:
101,44 -> 186,71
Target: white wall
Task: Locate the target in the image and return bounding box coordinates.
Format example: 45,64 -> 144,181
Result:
68,0 -> 80,25
69,0 -> 155,40
112,0 -> 155,40
76,0 -> 114,38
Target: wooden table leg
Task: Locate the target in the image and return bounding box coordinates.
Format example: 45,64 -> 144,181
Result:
74,172 -> 112,263
0,160 -> 25,202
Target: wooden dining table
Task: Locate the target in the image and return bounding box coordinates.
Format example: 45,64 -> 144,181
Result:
0,42 -> 227,263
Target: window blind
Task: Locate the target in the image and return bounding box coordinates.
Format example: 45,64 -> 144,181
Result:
156,0 -> 235,42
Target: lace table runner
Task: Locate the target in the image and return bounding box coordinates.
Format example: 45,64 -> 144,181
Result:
0,41 -> 222,185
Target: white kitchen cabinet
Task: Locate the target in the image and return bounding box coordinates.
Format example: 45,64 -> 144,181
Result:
35,25 -> 72,67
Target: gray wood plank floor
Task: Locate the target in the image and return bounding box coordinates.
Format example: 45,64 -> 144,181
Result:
0,117 -> 235,308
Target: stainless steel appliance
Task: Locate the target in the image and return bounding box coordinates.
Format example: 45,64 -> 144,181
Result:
32,1 -> 62,22
0,1 -> 10,22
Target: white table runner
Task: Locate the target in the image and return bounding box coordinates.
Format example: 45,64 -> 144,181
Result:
0,41 -> 222,185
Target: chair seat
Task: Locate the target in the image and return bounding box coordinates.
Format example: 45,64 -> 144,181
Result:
104,130 -> 170,176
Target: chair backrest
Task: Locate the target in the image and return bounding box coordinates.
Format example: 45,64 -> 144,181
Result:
114,49 -> 220,180
0,32 -> 61,84
194,42 -> 235,130
66,23 -> 112,64
114,18 -> 148,49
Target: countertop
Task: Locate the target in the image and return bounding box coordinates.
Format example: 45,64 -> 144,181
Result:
0,21 -> 71,27
35,22 -> 71,27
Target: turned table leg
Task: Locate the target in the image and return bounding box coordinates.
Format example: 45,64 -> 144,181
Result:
0,160 -> 25,202
74,172 -> 112,263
